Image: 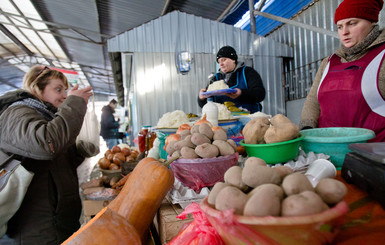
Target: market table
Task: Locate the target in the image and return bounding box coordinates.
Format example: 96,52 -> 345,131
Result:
155,171 -> 385,244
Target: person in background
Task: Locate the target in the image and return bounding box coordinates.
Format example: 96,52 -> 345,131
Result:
0,65 -> 93,244
299,0 -> 385,142
198,46 -> 266,113
100,99 -> 120,149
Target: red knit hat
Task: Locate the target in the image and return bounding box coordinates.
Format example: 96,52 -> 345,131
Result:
334,0 -> 384,24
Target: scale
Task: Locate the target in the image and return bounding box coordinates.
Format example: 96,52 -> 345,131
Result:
341,142 -> 385,208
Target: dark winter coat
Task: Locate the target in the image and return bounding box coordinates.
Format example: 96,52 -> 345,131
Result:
100,105 -> 119,139
0,90 -> 88,244
198,62 -> 265,112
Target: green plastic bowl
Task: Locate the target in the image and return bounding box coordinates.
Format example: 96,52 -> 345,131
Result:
300,127 -> 375,169
239,135 -> 304,164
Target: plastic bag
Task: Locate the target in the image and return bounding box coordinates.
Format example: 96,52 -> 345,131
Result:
76,97 -> 100,157
167,202 -> 224,245
169,154 -> 238,192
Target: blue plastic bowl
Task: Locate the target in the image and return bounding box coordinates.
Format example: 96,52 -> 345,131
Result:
300,127 -> 375,169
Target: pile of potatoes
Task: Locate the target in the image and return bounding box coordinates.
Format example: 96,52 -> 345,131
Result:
243,114 -> 300,144
166,123 -> 237,159
208,157 -> 348,217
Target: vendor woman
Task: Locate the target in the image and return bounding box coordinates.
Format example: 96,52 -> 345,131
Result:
198,46 -> 266,113
300,0 -> 385,142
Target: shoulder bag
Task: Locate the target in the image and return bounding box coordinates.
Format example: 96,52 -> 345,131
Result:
0,153 -> 34,237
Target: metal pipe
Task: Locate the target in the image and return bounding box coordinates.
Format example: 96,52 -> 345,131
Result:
252,10 -> 339,38
249,0 -> 256,34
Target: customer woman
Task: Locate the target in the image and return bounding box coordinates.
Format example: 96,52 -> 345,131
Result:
300,0 -> 385,142
0,65 -> 93,244
198,46 -> 266,113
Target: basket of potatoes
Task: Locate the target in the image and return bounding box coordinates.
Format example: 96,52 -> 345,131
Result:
165,122 -> 239,192
200,157 -> 349,244
240,113 -> 303,164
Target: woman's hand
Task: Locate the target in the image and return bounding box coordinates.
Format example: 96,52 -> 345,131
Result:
199,88 -> 208,99
226,88 -> 241,99
68,84 -> 93,103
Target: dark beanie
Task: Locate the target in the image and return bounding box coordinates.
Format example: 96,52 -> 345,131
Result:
334,0 -> 383,24
216,46 -> 238,62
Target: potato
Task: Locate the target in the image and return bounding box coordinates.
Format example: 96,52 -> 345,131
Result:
166,141 -> 177,155
281,191 -> 328,216
212,140 -> 235,156
269,114 -> 292,126
190,133 -> 211,145
315,178 -> 347,205
215,186 -> 248,215
190,124 -> 200,134
242,117 -> 270,144
224,166 -> 248,191
244,157 -> 267,167
281,172 -> 314,196
244,185 -> 282,216
208,182 -> 230,206
195,143 -> 219,158
272,166 -> 293,179
213,128 -> 228,141
199,123 -> 214,140
180,146 -> 199,159
248,183 -> 284,200
173,137 -> 195,151
179,129 -> 191,140
264,122 -> 299,144
242,165 -> 281,188
227,139 -> 237,151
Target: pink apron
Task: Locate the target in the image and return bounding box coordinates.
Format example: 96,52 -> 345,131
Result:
317,43 -> 385,142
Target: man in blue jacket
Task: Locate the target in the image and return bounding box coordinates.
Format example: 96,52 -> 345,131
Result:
100,99 -> 120,149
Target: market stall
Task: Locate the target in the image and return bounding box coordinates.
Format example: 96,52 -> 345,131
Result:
69,103 -> 384,244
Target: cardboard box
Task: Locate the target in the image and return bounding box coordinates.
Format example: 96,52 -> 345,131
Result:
156,199 -> 193,244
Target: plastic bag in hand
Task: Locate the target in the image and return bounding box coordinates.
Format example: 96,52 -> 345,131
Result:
76,97 -> 100,157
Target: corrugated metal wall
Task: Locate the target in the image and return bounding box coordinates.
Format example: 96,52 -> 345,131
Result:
108,11 -> 292,136
267,0 -> 341,100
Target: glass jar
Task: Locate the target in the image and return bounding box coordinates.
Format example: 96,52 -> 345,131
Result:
138,126 -> 150,152
145,127 -> 157,155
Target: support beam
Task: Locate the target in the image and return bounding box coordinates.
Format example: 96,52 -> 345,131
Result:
249,0 -> 256,34
253,10 -> 339,39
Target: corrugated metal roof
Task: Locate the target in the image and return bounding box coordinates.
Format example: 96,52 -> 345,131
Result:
223,0 -> 315,36
0,0 -> 321,98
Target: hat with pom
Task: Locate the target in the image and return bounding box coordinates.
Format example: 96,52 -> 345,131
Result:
216,46 -> 238,62
334,0 -> 384,24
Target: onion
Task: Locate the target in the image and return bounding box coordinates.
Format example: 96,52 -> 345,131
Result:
165,133 -> 181,148
195,114 -> 212,127
176,124 -> 191,134
212,126 -> 223,132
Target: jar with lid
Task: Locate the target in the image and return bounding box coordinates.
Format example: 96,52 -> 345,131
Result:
202,97 -> 218,127
138,126 -> 150,152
